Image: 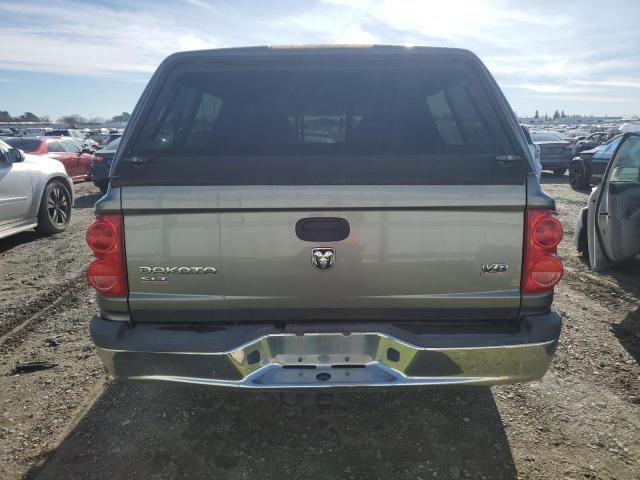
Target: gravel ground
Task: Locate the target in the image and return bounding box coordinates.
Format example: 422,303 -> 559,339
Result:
0,177 -> 638,480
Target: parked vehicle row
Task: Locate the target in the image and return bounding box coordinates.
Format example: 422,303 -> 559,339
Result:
575,131 -> 619,154
2,136 -> 94,182
530,132 -> 572,174
90,137 -> 120,193
569,134 -> 623,189
0,139 -> 73,240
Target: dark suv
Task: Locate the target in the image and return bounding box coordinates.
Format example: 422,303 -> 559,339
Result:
87,46 -> 563,389
569,134 -> 623,190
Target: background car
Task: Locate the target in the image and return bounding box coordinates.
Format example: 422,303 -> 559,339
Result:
2,136 -> 94,182
531,131 -> 573,175
44,128 -> 97,149
0,139 -> 73,239
574,132 -> 618,153
90,137 -> 120,192
569,134 -> 623,190
100,132 -> 122,146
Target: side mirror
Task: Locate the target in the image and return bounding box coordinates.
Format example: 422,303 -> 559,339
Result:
4,148 -> 25,163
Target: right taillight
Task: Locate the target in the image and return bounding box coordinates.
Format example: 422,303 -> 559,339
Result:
522,209 -> 564,293
86,214 -> 127,297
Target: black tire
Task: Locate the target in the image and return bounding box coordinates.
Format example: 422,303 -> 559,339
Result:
577,228 -> 588,254
95,180 -> 109,194
36,180 -> 72,235
553,168 -> 567,176
576,212 -> 590,262
569,160 -> 590,190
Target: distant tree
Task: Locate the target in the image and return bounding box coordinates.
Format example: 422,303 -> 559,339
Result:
19,112 -> 40,122
111,112 -> 131,123
87,116 -> 106,124
534,110 -> 539,119
0,110 -> 11,122
39,115 -> 51,123
560,110 -> 566,118
553,110 -> 560,120
58,114 -> 86,126
544,113 -> 549,121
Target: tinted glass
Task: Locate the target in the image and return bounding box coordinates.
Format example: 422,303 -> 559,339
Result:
531,133 -> 562,142
61,141 -> 80,153
44,130 -> 69,136
610,136 -> 640,182
104,138 -> 121,151
520,125 -> 533,144
2,138 -> 43,152
120,63 -> 523,185
47,141 -> 64,153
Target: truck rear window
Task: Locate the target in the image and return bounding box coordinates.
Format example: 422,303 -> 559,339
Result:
118,62 -> 523,185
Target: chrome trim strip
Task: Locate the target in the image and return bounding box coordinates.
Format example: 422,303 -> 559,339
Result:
96,331 -> 556,388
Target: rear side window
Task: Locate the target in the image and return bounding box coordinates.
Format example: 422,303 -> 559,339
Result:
2,138 -> 42,152
47,141 -> 64,153
118,61 -> 523,185
61,141 -> 80,153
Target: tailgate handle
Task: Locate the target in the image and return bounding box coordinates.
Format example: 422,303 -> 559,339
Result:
295,217 -> 350,242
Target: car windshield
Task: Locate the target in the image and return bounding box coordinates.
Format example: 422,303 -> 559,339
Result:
1,137 -> 43,152
598,134 -> 623,153
531,132 -> 562,142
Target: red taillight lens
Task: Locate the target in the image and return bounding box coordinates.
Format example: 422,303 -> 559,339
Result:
86,221 -> 116,252
86,214 -> 127,297
87,260 -> 119,292
532,216 -> 563,249
522,209 -> 564,293
530,255 -> 564,288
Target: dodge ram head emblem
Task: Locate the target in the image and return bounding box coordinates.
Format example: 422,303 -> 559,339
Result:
312,248 -> 336,271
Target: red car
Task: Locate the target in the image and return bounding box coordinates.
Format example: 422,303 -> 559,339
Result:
1,136 -> 93,182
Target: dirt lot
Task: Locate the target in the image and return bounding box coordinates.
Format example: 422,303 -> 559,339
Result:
0,178 -> 638,480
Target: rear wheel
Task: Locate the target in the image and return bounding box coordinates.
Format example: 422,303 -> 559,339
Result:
553,168 -> 567,176
36,180 -> 72,234
569,160 -> 589,190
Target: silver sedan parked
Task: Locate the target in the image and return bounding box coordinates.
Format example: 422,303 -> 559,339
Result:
0,139 -> 74,240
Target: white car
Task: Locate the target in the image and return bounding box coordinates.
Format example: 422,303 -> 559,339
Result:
0,139 -> 74,240
575,132 -> 640,270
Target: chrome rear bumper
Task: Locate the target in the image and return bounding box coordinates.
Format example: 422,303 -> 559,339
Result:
91,314 -> 560,388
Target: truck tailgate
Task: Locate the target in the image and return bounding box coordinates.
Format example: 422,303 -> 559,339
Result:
122,184 -> 524,322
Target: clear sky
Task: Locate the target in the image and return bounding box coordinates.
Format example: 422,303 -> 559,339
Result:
1,0 -> 639,120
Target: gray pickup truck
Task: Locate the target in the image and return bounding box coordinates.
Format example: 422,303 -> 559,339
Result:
87,46 -> 563,388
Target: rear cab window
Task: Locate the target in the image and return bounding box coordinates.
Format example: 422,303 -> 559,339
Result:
2,138 -> 43,152
114,50 -> 526,186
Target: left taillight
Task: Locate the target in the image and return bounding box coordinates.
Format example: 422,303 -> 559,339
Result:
86,213 -> 127,297
522,209 -> 564,294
